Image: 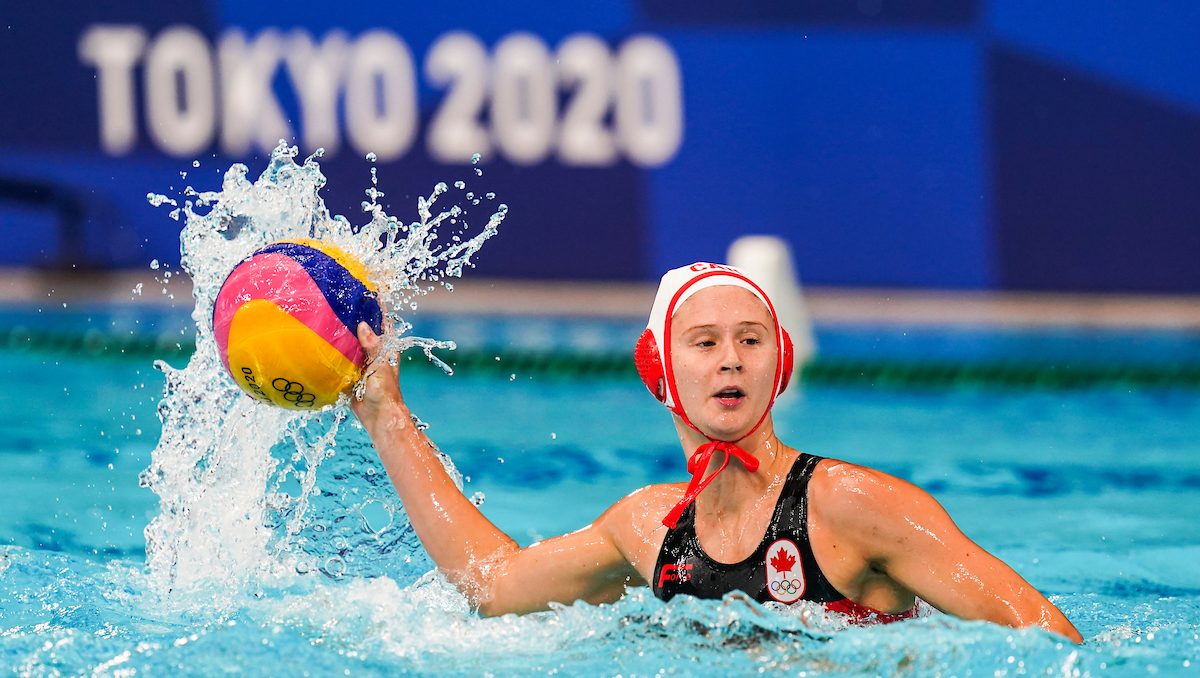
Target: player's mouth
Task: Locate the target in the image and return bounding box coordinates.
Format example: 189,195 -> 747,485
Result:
713,386 -> 746,408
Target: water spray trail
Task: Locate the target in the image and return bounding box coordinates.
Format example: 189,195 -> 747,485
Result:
141,142 -> 505,602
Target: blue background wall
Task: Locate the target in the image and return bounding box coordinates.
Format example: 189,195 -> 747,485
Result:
0,1 -> 1197,291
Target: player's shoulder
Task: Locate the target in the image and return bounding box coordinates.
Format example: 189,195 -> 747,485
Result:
605,482 -> 686,519
590,483 -> 686,563
809,457 -> 927,521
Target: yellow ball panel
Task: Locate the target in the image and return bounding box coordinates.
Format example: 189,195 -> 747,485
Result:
225,299 -> 363,410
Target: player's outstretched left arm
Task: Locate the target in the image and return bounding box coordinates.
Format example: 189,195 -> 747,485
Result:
816,462 -> 1083,643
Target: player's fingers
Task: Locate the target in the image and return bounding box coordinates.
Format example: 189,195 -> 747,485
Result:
358,322 -> 382,362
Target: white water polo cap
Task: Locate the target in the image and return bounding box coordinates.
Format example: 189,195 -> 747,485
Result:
634,262 -> 795,438
635,262 -> 796,528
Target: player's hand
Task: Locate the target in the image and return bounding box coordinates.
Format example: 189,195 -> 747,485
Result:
351,321 -> 407,427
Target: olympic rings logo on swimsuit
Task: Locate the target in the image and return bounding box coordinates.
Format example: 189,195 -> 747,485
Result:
272,377 -> 316,407
770,579 -> 804,594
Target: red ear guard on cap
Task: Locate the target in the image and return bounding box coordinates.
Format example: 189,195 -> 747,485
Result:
635,329 -> 667,402
779,329 -> 795,393
634,327 -> 795,406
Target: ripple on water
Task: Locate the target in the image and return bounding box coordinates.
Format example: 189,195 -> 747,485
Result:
6,549 -> 1195,676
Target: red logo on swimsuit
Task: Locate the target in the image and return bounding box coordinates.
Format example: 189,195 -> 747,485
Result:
658,563 -> 693,588
770,548 -> 796,573
765,539 -> 805,603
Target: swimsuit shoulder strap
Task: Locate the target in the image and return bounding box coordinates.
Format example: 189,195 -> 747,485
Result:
762,452 -> 823,543
652,485 -> 696,582
764,452 -> 852,603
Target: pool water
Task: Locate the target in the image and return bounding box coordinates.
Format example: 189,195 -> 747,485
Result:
1,325 -> 1199,676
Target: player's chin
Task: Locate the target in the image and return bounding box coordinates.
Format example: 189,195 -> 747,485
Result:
699,414 -> 755,442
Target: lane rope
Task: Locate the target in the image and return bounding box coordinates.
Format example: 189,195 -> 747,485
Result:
3,326 -> 1198,390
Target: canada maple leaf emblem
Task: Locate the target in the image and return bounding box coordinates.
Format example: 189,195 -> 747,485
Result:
770,547 -> 796,573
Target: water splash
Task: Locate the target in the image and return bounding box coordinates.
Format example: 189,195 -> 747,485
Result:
139,142 -> 505,605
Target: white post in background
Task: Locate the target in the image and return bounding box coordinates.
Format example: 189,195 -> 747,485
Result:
726,236 -> 816,384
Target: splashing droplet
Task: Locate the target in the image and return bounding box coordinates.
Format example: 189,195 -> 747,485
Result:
323,556 -> 346,577
146,193 -> 177,208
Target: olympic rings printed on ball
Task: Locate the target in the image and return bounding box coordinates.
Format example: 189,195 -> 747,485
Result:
272,377 -> 316,407
770,579 -> 804,594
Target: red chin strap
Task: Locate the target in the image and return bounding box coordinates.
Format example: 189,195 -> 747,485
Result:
662,440 -> 761,529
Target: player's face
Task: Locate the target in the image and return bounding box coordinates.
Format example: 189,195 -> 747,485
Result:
669,286 -> 778,441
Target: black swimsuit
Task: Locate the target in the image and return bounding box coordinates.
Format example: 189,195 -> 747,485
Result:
652,453 -> 918,621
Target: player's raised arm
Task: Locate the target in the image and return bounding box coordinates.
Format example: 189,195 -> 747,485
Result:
351,322 -> 649,615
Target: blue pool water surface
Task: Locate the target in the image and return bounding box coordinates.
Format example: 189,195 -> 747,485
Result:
1,312 -> 1198,676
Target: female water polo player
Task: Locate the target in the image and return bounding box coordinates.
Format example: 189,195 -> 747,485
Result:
350,263 -> 1082,642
